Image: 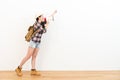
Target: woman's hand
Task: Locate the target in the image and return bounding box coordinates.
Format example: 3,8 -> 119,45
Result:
44,10 -> 57,29
52,10 -> 57,21
52,10 -> 57,16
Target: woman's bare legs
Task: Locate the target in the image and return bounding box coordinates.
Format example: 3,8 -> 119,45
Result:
31,48 -> 39,69
31,48 -> 40,76
19,47 -> 35,68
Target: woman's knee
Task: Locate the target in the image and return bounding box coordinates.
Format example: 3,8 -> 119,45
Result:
32,54 -> 37,59
25,53 -> 33,59
25,55 -> 31,60
32,48 -> 39,59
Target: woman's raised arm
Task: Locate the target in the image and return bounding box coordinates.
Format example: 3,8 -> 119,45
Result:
45,10 -> 57,28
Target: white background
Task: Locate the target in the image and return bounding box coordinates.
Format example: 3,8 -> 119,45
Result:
0,0 -> 120,70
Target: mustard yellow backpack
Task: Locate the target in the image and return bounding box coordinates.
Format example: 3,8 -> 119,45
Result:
25,26 -> 38,42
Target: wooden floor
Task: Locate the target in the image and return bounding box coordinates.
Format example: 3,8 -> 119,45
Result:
0,71 -> 120,80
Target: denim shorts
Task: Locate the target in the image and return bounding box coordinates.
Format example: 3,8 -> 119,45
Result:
29,40 -> 40,48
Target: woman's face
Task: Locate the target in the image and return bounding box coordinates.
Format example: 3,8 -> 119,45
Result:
38,15 -> 44,22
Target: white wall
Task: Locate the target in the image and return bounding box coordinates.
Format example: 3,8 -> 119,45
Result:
0,0 -> 120,70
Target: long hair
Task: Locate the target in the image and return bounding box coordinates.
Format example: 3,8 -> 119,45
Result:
36,15 -> 42,22
41,18 -> 47,28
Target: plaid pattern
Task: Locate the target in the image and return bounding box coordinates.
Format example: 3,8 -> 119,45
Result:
31,21 -> 45,43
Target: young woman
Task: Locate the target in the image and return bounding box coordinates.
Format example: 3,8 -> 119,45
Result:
15,10 -> 57,76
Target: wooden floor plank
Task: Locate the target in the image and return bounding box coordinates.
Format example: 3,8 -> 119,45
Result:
0,71 -> 120,80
